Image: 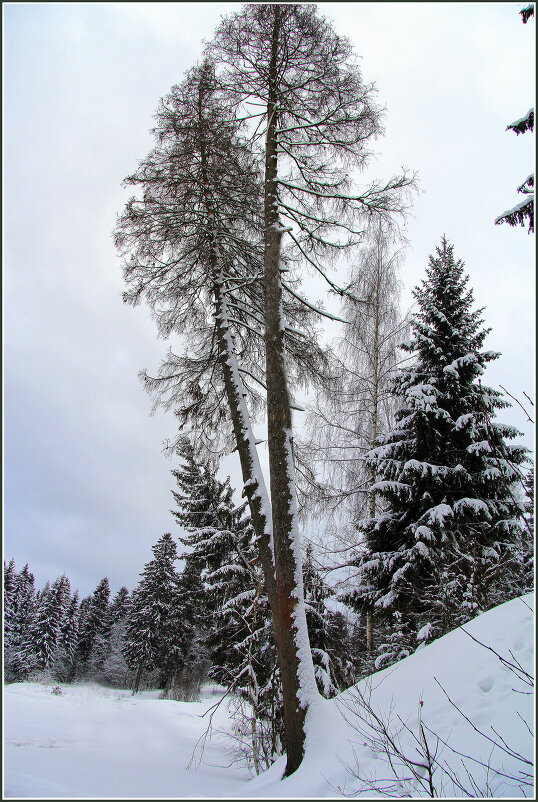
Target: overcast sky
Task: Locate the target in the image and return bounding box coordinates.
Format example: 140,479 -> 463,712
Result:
4,2 -> 535,598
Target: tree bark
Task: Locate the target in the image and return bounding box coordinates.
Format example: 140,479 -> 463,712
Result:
195,74 -> 278,621
213,280 -> 278,619
133,661 -> 144,695
262,6 -> 317,776
366,611 -> 374,653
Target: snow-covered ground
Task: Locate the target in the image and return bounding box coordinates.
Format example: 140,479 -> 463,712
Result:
3,594 -> 534,798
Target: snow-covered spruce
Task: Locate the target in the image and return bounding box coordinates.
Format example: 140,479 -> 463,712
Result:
4,562 -> 38,681
302,543 -> 356,696
22,574 -> 71,677
494,12 -> 534,235
346,237 -> 529,667
123,534 -> 183,694
171,439 -> 283,747
75,577 -> 111,679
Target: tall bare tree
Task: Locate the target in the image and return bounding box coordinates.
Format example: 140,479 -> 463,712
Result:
115,61 -> 328,625
208,3 -> 414,774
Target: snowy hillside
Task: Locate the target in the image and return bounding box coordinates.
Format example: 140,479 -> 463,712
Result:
3,594 -> 534,799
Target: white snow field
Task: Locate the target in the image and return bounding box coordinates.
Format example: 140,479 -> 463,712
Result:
3,594 -> 534,799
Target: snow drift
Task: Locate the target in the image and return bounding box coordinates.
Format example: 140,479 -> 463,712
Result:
3,593 -> 534,798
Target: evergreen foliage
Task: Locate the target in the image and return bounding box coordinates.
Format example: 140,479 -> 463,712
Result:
171,439 -> 282,740
123,533 -> 182,692
107,586 -> 130,629
57,590 -> 80,682
166,559 -> 209,700
3,558 -> 18,644
4,564 -> 37,681
303,543 -> 354,696
76,577 -> 110,677
347,237 -> 528,665
171,439 -> 263,697
24,574 -> 71,674
494,6 -> 534,233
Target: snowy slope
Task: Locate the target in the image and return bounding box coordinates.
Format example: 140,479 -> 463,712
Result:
3,594 -> 534,799
245,593 -> 534,799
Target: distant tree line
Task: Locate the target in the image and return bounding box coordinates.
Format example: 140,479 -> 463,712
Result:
3,442 -> 357,767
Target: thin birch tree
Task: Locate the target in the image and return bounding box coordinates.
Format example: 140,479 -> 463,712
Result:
305,221 -> 407,525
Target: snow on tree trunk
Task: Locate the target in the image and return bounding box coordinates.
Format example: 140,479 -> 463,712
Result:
195,72 -> 277,617
213,280 -> 277,616
264,56 -> 320,763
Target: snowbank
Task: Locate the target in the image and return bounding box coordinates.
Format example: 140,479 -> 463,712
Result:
3,594 -> 534,798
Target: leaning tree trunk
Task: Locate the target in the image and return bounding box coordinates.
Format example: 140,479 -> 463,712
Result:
196,77 -> 277,621
262,6 -> 319,776
213,274 -> 278,619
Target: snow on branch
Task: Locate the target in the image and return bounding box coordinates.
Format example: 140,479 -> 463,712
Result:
517,173 -> 534,194
495,195 -> 534,234
507,108 -> 534,135
520,5 -> 534,23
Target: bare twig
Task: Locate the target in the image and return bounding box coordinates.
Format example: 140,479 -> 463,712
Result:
499,385 -> 534,423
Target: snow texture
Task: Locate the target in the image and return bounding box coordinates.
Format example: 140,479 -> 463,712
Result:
416,621 -> 433,642
425,503 -> 453,524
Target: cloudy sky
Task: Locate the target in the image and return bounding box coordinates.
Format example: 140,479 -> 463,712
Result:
4,2 -> 535,598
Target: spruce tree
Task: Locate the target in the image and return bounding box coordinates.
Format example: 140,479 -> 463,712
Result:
75,577 -> 110,677
107,586 -> 130,627
348,237 -> 528,659
494,6 -> 534,234
24,574 -> 71,674
171,439 -> 259,692
3,559 -> 18,644
57,590 -> 80,682
91,587 -> 133,688
303,543 -> 354,697
4,564 -> 37,681
123,533 -> 181,693
171,439 -> 281,743
166,558 -> 209,700
100,586 -> 131,657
